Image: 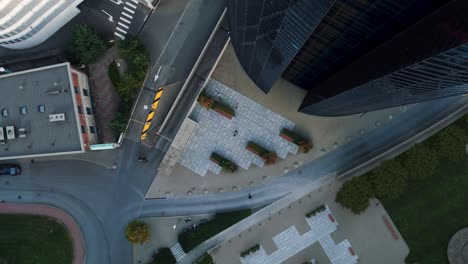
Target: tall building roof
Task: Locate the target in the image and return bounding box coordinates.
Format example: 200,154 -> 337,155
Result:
0,63 -> 84,159
0,0 -> 83,49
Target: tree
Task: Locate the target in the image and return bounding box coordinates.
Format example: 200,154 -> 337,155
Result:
125,220 -> 150,244
336,176 -> 373,214
432,125 -> 466,162
404,144 -> 438,181
370,159 -> 408,198
70,25 -> 106,65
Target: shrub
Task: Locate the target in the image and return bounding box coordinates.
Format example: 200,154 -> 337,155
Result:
246,142 -> 278,164
403,144 -> 438,181
336,176 -> 372,214
150,248 -> 176,264
70,24 -> 106,65
125,220 -> 150,244
262,151 -> 278,165
212,101 -> 235,117
240,244 -> 260,258
369,159 -> 408,199
431,125 -> 466,162
280,128 -> 313,153
210,153 -> 237,172
178,210 -> 251,252
194,253 -> 214,264
198,94 -> 215,109
306,205 -> 326,218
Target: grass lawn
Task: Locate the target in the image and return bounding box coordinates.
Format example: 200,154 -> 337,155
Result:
381,159 -> 468,263
178,210 -> 251,252
150,247 -> 176,264
0,214 -> 73,264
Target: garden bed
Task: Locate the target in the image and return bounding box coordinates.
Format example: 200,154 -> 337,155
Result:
280,128 -> 312,153
210,152 -> 237,172
197,93 -> 235,119
178,210 -> 251,252
246,141 -> 278,165
240,244 -> 260,257
305,205 -> 326,218
150,248 -> 176,264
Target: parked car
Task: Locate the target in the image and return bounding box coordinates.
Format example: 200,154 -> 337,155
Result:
0,165 -> 21,176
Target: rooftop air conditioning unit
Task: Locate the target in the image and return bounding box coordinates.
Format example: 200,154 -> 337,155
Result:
49,113 -> 66,122
6,126 -> 15,140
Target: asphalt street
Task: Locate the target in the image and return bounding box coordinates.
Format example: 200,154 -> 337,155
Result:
0,95 -> 465,263
126,0 -> 227,144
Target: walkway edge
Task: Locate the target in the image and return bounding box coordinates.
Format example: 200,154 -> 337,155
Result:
0,203 -> 86,264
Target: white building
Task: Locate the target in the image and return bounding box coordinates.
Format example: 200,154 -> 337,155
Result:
0,0 -> 83,49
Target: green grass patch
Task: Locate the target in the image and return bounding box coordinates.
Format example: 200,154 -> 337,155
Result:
150,248 -> 176,264
0,214 -> 73,264
193,253 -> 214,264
178,210 -> 252,252
381,159 -> 468,264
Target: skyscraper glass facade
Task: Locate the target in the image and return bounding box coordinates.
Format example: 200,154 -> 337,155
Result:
283,0 -> 449,87
300,0 -> 468,116
226,0 -> 334,93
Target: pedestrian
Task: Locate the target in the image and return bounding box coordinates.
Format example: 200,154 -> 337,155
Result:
233,130 -> 238,137
248,193 -> 252,200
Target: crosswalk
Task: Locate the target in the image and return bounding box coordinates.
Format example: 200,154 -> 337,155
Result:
114,0 -> 139,40
170,243 -> 186,261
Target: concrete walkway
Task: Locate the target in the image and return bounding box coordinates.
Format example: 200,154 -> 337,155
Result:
88,46 -> 121,143
0,203 -> 86,264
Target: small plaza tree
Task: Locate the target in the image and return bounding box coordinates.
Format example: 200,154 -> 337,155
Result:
70,24 -> 106,65
125,220 -> 150,244
335,175 -> 372,214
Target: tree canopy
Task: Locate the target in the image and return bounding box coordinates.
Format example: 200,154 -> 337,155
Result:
125,220 -> 150,244
70,25 -> 106,65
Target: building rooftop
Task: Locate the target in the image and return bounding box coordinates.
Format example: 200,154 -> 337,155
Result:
0,62 -> 83,159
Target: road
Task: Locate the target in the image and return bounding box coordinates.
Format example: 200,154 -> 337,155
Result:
0,94 -> 465,263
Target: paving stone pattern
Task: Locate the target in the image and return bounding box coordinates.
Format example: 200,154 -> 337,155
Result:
240,207 -> 358,264
178,79 -> 298,176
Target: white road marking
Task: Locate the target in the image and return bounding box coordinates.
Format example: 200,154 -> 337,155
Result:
125,1 -> 137,8
119,17 -> 131,24
130,0 -> 138,4
122,12 -> 133,19
123,6 -> 135,13
116,27 -> 128,34
114,32 -> 125,39
118,22 -> 129,29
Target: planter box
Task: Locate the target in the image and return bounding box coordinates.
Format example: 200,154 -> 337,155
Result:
213,106 -> 234,119
246,142 -> 277,165
280,128 -> 313,153
210,152 -> 237,172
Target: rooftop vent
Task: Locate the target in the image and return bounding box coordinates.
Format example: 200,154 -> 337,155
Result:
49,113 -> 66,122
6,126 -> 15,140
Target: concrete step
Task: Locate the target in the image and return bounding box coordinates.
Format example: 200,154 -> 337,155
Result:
170,243 -> 186,261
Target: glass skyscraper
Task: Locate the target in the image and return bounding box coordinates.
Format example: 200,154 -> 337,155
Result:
226,0 -> 334,93
300,0 -> 468,116
227,0 -> 468,116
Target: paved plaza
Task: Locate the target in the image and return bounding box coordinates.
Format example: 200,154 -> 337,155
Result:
240,206 -> 357,264
178,80 -> 298,176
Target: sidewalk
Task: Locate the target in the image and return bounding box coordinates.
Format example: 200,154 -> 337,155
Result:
146,44 -> 413,198
0,203 -> 86,264
88,47 -> 121,143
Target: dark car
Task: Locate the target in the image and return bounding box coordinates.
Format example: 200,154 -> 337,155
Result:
0,165 -> 21,176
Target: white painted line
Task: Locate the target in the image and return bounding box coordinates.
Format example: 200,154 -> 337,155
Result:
122,12 -> 133,19
130,0 -> 138,4
116,27 -> 128,34
119,17 -> 131,24
118,22 -> 129,29
123,6 -> 135,14
125,1 -> 137,8
114,32 -> 125,40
